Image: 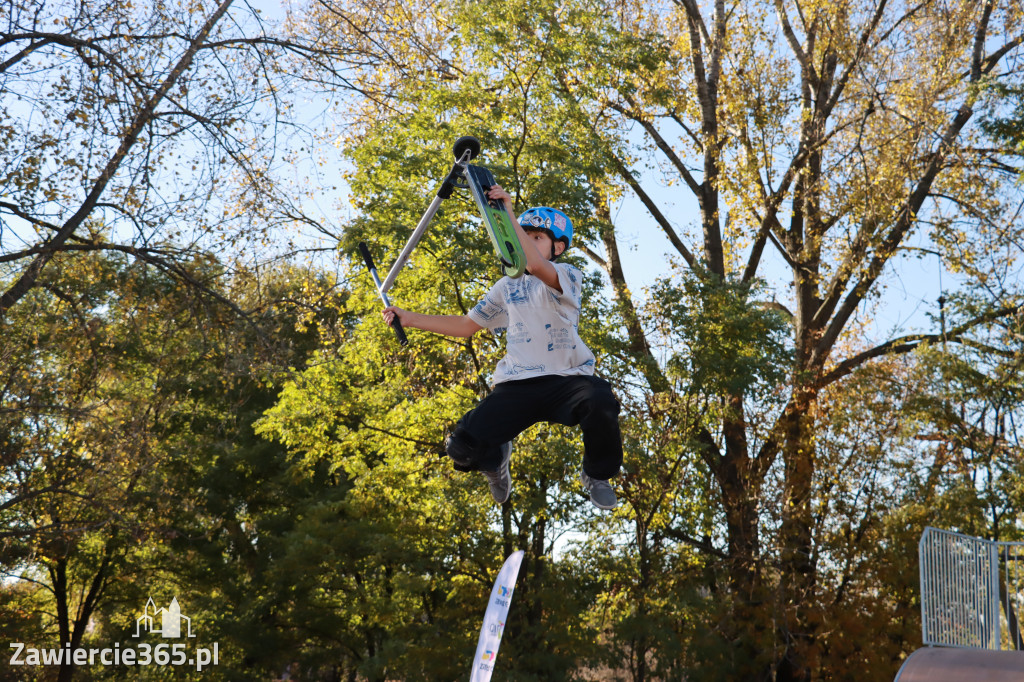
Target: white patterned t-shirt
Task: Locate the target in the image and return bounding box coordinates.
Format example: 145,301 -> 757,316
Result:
468,262 -> 596,385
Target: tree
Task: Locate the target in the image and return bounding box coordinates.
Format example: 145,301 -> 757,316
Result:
0,251 -> 227,680
598,3 -> 1023,676
0,250 -> 340,680
0,5 -> 403,672
0,252 -> 173,681
0,0 -> 360,319
905,295 -> 1024,543
290,0 -> 1024,678
253,210 -> 612,678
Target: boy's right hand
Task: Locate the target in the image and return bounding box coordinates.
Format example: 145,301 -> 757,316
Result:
382,306 -> 405,328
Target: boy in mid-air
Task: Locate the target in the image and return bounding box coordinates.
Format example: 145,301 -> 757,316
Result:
382,186 -> 622,510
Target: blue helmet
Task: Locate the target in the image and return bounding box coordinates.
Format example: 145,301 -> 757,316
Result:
517,207 -> 573,250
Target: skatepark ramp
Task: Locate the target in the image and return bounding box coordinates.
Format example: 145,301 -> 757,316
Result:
894,527 -> 1024,681
894,647 -> 1024,681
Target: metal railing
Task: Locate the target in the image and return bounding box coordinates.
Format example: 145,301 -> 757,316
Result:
919,526 -> 1024,650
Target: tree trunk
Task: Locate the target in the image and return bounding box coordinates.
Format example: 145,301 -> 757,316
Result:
714,398 -> 775,680
776,387 -> 819,682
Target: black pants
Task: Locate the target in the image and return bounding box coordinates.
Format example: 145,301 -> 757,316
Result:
445,374 -> 623,480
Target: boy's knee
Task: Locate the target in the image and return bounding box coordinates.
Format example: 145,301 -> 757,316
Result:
445,428 -> 481,472
598,389 -> 621,417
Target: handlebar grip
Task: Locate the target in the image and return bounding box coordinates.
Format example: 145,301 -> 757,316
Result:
391,316 -> 408,346
358,241 -> 376,271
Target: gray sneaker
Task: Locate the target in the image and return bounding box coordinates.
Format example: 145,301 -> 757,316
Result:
581,471 -> 617,510
482,442 -> 512,504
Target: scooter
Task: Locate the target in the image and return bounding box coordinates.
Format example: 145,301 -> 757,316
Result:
358,136 -> 527,346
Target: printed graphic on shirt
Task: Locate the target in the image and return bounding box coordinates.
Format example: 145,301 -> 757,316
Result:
545,324 -> 576,352
472,294 -> 508,331
507,322 -> 532,345
505,362 -> 546,377
505,278 -> 532,305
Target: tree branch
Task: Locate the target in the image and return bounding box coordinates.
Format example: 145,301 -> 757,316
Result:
0,0 -> 236,319
664,527 -> 727,559
606,151 -> 697,267
817,300 -> 1024,387
614,97 -> 702,197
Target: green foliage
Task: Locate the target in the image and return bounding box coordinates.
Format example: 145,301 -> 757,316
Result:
980,78 -> 1024,154
651,264 -> 794,399
267,0 -> 1024,678
0,251 -> 349,680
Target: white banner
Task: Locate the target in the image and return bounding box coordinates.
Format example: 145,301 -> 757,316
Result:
470,550 -> 524,682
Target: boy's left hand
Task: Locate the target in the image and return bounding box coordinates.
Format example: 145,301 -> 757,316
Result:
486,185 -> 513,209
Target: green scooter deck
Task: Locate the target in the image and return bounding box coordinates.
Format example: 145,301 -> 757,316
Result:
464,164 -> 526,279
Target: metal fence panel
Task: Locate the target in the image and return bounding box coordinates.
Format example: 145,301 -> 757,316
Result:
919,527 -> 1024,650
